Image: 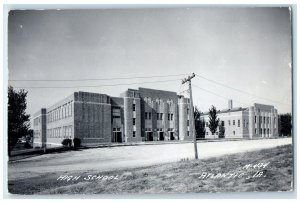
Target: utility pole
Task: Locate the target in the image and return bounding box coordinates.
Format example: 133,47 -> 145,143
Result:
182,73 -> 198,159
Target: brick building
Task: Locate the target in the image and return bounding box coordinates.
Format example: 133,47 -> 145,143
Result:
201,100 -> 279,139
33,87 -> 193,147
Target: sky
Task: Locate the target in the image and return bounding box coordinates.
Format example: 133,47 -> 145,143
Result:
7,7 -> 292,126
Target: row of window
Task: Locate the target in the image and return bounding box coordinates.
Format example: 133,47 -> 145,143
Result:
254,116 -> 276,125
113,128 -> 121,131
143,128 -> 174,132
145,112 -> 152,120
206,131 -> 236,136
255,128 -> 272,135
143,97 -> 175,105
47,101 -> 73,123
206,119 -> 245,128
47,126 -> 73,138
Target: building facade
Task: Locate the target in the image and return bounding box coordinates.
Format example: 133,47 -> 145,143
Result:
33,87 -> 193,148
201,101 -> 279,139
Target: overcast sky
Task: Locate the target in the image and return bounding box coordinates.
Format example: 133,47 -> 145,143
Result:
8,7 -> 292,125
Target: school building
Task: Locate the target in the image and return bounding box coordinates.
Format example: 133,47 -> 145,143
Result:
33,87 -> 194,147
201,100 -> 279,139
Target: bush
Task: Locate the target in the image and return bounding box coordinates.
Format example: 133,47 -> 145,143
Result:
61,139 -> 72,148
73,138 -> 81,148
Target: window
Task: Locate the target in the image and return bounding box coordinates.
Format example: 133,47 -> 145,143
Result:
132,104 -> 136,111
255,116 -> 257,123
263,117 -> 265,123
160,113 -> 163,120
133,118 -> 136,125
145,112 -> 148,119
206,132 -> 208,135
187,131 -> 190,136
206,122 -> 208,127
228,120 -> 231,126
157,113 -> 159,120
168,114 -> 170,121
233,131 -> 235,135
187,108 -> 189,115
113,108 -> 121,119
238,120 -> 240,127
149,112 -> 152,120
66,105 -> 68,118
133,131 -> 136,137
244,119 -> 246,127
65,105 -> 67,118
171,114 -> 173,121
233,120 -> 235,125
221,121 -> 224,127
187,120 -> 189,126
255,128 -> 257,134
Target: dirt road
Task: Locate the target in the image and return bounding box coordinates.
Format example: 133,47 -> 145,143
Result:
8,138 -> 292,180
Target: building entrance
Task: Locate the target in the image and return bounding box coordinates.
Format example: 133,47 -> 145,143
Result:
159,132 -> 164,141
170,132 -> 175,140
113,130 -> 122,143
146,132 -> 153,141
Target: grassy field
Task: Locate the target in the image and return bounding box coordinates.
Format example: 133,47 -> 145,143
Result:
8,144 -> 293,195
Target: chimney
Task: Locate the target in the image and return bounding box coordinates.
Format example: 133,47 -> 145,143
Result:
228,99 -> 233,110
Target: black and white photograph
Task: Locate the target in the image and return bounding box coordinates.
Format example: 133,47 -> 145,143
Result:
5,5 -> 294,197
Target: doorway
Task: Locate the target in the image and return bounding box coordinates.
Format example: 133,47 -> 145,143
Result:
113,131 -> 122,143
159,132 -> 164,141
146,132 -> 153,141
170,132 -> 175,140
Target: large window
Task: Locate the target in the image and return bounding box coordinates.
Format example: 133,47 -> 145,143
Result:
133,131 -> 136,137
238,120 -> 240,127
113,108 -> 121,118
133,118 -> 136,125
132,104 -> 136,111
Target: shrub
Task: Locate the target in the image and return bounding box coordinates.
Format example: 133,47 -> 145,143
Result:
73,138 -> 81,148
61,139 -> 72,148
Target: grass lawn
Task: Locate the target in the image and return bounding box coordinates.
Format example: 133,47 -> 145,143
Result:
8,144 -> 293,195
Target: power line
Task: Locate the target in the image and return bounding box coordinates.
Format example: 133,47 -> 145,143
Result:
192,84 -> 251,107
9,73 -> 189,82
12,78 -> 182,89
194,73 -> 290,106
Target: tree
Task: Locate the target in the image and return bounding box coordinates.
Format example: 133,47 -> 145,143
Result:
278,113 -> 292,137
218,124 -> 225,138
8,86 -> 31,156
194,106 -> 206,139
208,105 -> 219,135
